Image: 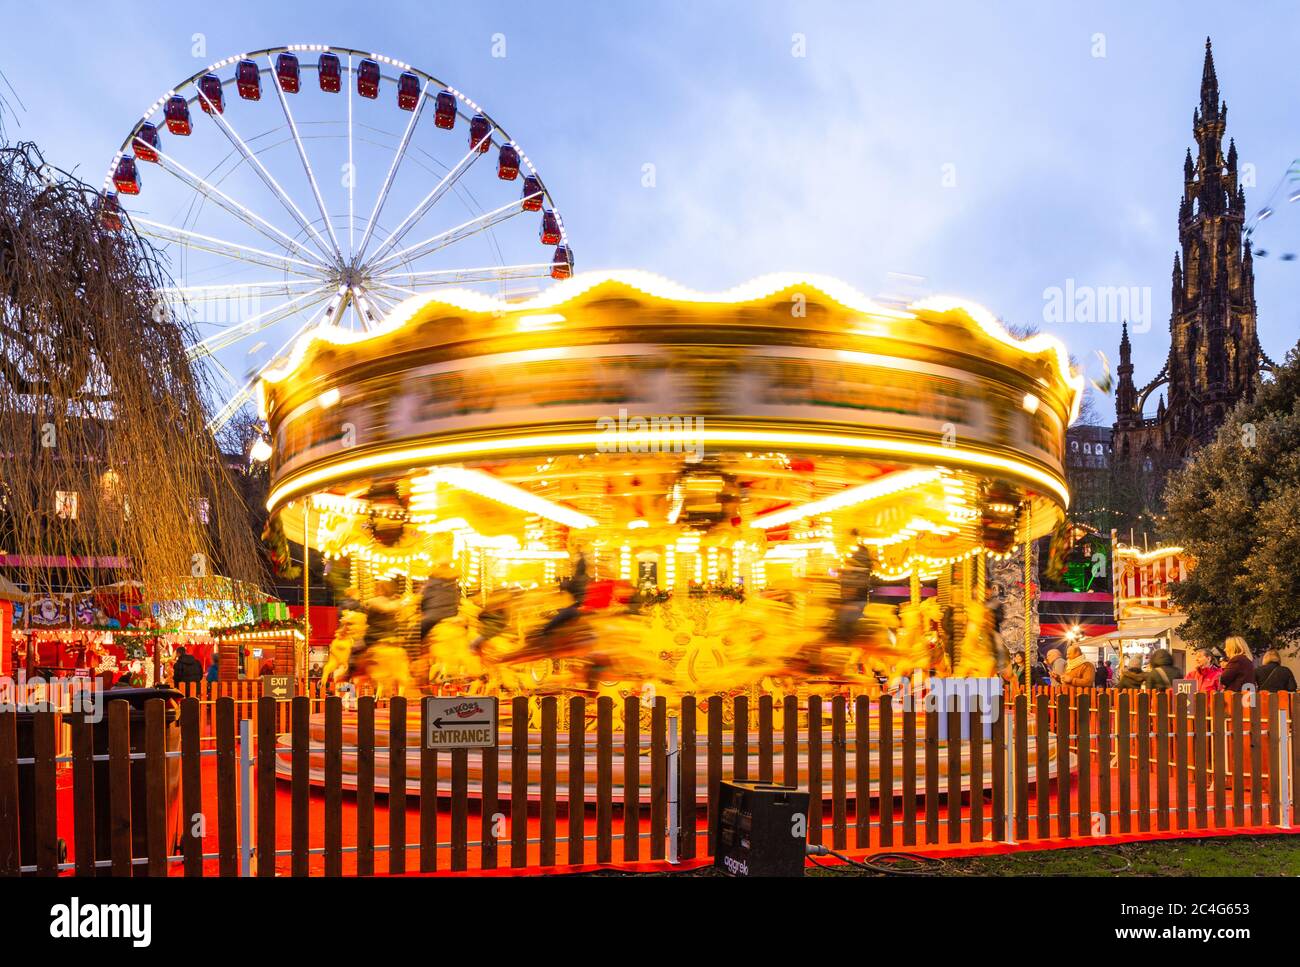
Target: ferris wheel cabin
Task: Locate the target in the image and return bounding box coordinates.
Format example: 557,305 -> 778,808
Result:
133,123 -> 161,163
521,174 -> 543,211
497,144 -> 520,180
550,244 -> 574,279
469,113 -> 492,152
397,71 -> 420,110
275,52 -> 300,93
112,156 -> 140,195
163,95 -> 191,135
539,209 -> 562,245
99,192 -> 122,230
236,59 -> 261,100
197,72 -> 225,114
356,58 -> 380,99
433,89 -> 457,129
318,52 -> 341,92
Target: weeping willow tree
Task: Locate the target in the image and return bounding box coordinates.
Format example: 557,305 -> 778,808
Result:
0,142 -> 265,610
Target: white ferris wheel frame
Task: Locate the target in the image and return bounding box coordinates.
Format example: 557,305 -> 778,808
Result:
102,44 -> 568,432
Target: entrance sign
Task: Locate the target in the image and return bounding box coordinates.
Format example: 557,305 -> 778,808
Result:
424,696 -> 498,749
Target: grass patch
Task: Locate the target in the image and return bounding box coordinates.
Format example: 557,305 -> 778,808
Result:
806,835 -> 1300,876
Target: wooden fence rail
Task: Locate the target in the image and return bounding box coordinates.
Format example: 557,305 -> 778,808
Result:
0,686 -> 1293,876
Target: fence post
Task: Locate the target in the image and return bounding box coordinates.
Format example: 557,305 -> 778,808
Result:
667,713 -> 679,865
239,717 -> 254,877
1281,706 -> 1292,830
1003,707 -> 1016,845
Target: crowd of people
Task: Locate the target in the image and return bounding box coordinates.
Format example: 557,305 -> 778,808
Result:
1002,635 -> 1298,693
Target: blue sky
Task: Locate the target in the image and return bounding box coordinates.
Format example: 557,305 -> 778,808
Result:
2,0 -> 1299,422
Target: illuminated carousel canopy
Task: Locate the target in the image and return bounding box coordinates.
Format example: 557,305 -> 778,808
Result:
259,271 -> 1081,584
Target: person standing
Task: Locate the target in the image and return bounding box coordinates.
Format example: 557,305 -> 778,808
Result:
1144,648 -> 1176,690
1255,650 -> 1297,692
1219,636 -> 1256,691
1044,648 -> 1067,684
170,645 -> 203,685
1093,661 -> 1108,687
1116,656 -> 1146,689
1187,648 -> 1222,693
1060,644 -> 1095,688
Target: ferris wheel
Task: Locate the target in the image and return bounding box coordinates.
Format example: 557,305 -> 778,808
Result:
101,45 -> 572,432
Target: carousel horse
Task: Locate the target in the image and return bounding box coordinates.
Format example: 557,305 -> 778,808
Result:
352,643 -> 414,699
322,610 -> 366,692
953,597 -> 997,678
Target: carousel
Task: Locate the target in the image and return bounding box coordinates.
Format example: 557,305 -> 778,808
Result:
257,271 -> 1082,794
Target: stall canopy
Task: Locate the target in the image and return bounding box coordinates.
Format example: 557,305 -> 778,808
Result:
1077,614 -> 1186,646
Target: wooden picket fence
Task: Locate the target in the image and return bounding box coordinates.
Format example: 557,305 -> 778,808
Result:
174,680 -> 341,738
0,686 -> 1294,876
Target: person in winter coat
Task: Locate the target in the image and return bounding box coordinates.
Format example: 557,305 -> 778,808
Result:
1093,658 -> 1110,687
1060,644 -> 1096,688
1144,648 -> 1176,690
206,650 -> 220,683
1219,636 -> 1256,692
1116,656 -> 1146,690
1044,648 -> 1067,684
170,645 -> 204,684
1187,648 -> 1222,693
1255,650 -> 1297,692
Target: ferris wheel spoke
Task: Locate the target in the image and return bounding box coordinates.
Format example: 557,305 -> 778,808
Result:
134,218 -> 326,278
267,53 -> 343,260
355,76 -> 431,262
148,146 -> 331,269
156,279 -> 328,303
363,289 -> 400,312
347,54 -> 355,256
205,300 -> 334,432
188,286 -> 330,358
194,87 -> 338,263
375,263 -> 553,287
369,280 -> 421,300
351,289 -> 386,329
364,136 -> 491,266
370,196 -> 528,273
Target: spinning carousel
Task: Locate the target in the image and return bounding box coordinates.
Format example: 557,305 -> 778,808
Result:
257,271 -> 1082,794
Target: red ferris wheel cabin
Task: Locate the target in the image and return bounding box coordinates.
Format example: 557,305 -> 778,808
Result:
434,89 -> 457,129
318,52 -> 341,92
275,52 -> 300,93
133,123 -> 161,163
236,59 -> 261,100
163,94 -> 191,135
197,72 -> 224,114
397,71 -> 420,111
356,58 -> 380,99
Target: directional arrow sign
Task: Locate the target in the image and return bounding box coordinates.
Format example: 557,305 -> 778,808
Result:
262,674 -> 297,702
424,696 -> 498,749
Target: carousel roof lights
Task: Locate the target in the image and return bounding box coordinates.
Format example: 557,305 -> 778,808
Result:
751,468 -> 944,529
413,467 -> 597,529
266,428 -> 1071,513
257,272 -> 1082,407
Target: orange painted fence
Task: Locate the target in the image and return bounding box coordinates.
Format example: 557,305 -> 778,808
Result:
0,686 -> 1293,876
